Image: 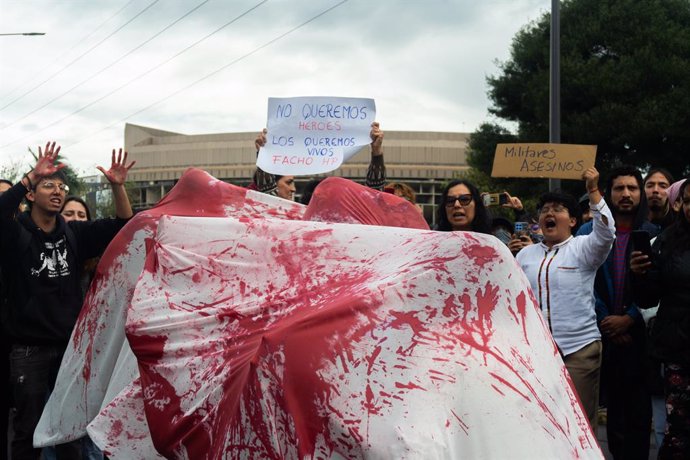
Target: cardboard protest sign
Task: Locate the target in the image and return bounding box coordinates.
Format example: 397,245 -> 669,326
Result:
257,96 -> 376,175
491,143 -> 597,179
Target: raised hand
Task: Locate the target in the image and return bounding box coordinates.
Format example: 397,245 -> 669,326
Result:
97,148 -> 135,185
582,166 -> 602,204
255,128 -> 267,151
582,166 -> 600,193
33,141 -> 65,179
370,122 -> 384,155
501,192 -> 524,211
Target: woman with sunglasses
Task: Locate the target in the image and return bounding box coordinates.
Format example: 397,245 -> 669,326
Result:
630,177 -> 690,459
436,179 -> 491,233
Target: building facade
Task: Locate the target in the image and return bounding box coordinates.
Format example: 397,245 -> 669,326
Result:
122,123 -> 471,225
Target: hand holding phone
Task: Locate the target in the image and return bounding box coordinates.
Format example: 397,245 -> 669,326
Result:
482,192 -> 508,207
631,230 -> 652,257
630,230 -> 653,273
514,221 -> 528,234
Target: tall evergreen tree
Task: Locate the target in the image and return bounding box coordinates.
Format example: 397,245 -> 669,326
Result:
472,0 -> 690,185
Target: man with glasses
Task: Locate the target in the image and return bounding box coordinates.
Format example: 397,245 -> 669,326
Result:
516,167 -> 615,430
0,143 -> 134,459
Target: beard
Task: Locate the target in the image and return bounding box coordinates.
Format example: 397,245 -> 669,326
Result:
647,200 -> 666,213
612,202 -> 638,216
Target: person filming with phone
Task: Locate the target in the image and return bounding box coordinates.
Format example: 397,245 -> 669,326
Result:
629,177 -> 690,459
516,166 -> 615,429
576,165 -> 660,459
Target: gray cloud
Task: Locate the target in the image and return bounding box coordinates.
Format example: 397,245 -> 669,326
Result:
0,0 -> 545,171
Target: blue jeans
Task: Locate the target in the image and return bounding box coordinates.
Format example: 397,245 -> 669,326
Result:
9,344 -> 81,460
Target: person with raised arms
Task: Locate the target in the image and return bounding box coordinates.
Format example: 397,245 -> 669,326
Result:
516,167 -> 615,429
251,122 -> 385,200
0,143 -> 134,459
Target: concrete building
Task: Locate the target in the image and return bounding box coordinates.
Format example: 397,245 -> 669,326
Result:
123,123 -> 471,225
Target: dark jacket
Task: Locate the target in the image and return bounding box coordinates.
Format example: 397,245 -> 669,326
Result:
632,229 -> 690,365
0,181 -> 127,345
577,220 -> 659,322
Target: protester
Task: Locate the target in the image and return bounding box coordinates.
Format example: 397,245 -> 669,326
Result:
516,167 -> 614,428
436,179 -> 491,233
577,165 -> 657,460
60,196 -> 91,222
641,167 -> 676,450
579,193 -> 593,224
667,179 -> 687,214
630,177 -> 690,459
0,179 -> 11,460
252,122 -> 385,200
0,143 -> 134,459
385,182 -> 424,215
385,182 -> 415,202
644,167 -> 675,232
58,196 -> 103,460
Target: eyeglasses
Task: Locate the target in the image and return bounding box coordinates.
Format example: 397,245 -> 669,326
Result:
39,181 -> 69,193
538,205 -> 568,215
445,194 -> 473,207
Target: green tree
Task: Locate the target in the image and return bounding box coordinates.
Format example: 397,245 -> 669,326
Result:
0,157 -> 26,183
481,0 -> 690,180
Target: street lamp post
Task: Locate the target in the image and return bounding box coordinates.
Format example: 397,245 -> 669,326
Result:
0,33 -> 45,36
549,0 -> 561,191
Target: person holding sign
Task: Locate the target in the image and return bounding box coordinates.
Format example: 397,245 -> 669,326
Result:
252,122 -> 385,200
516,167 -> 615,429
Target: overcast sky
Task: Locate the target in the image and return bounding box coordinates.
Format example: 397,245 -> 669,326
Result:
0,0 -> 546,175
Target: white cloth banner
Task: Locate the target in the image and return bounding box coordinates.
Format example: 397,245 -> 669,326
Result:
257,96 -> 376,175
36,171 -> 603,459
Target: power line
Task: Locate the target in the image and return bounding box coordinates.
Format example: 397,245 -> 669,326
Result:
1,0 -> 349,151
0,0 -> 136,103
0,0 -> 210,131
0,0 -> 160,112
0,0 -> 268,149
65,0 -> 350,149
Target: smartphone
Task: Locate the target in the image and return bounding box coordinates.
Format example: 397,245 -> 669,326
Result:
482,192 -> 508,207
631,230 -> 652,257
514,221 -> 528,234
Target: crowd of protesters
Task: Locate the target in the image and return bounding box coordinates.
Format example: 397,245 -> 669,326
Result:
0,131 -> 688,460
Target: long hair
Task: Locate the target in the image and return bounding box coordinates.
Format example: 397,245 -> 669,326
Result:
436,179 -> 490,233
644,167 -> 674,187
659,177 -> 690,259
604,165 -> 648,229
61,195 -> 92,221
